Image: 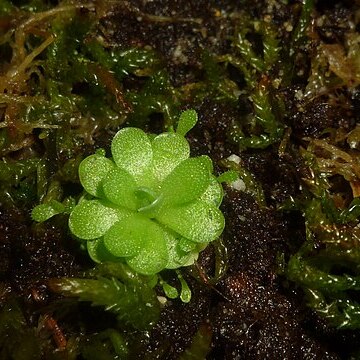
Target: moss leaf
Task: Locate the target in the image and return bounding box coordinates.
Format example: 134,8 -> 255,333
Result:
49,277 -> 160,330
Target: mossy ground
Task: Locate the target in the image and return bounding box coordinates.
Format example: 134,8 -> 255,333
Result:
1,0 -> 360,358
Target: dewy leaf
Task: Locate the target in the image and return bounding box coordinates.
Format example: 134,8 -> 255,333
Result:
151,132 -> 190,182
69,199 -> 129,240
201,155 -> 214,172
111,127 -> 153,179
176,109 -> 198,136
79,154 -> 114,197
157,200 -> 225,243
102,167 -> 138,210
162,282 -> 179,299
160,157 -> 210,207
200,175 -> 224,207
127,222 -> 168,275
163,230 -> 198,269
103,214 -> 149,258
87,238 -> 120,263
178,238 -> 198,252
31,200 -> 65,222
135,186 -> 159,212
217,170 -> 239,184
178,272 -> 191,303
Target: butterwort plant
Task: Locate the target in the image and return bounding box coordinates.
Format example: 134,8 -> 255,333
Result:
33,110 -> 226,277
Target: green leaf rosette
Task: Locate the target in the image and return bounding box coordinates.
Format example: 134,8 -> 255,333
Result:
67,110 -> 225,275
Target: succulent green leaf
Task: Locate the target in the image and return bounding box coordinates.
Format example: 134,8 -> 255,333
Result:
79,154 -> 114,197
160,157 -> 210,207
152,132 -> 190,181
102,167 -> 138,210
200,175 -> 224,207
31,200 -> 65,222
103,214 -> 149,258
217,170 -> 239,183
201,155 -> 214,172
178,273 -> 192,303
111,127 -> 153,179
162,282 -> 179,299
127,222 -> 168,275
158,200 -> 225,243
178,238 -> 198,252
63,197 -> 76,213
87,238 -> 120,263
176,109 -> 198,136
69,199 -> 129,240
163,230 -> 198,269
135,186 -> 159,212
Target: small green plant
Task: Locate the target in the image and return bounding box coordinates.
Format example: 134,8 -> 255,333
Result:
33,110 -> 226,277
